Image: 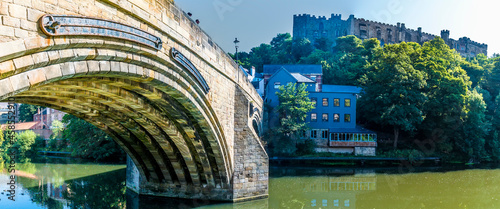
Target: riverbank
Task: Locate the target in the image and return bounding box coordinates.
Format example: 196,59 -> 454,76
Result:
269,156 -> 441,166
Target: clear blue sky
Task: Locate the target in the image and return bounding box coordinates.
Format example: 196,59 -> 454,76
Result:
176,0 -> 500,56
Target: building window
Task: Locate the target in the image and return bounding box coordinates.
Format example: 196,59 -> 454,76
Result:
274,82 -> 281,89
345,114 -> 351,123
311,113 -> 317,122
333,113 -> 340,122
322,98 -> 328,106
311,98 -> 317,108
322,113 -> 328,122
334,98 -> 340,107
321,130 -> 329,139
345,99 -> 351,107
311,130 -> 317,138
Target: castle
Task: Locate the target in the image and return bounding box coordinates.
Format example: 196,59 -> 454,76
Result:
293,14 -> 487,57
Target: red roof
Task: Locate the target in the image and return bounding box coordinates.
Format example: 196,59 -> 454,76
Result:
1,121 -> 43,131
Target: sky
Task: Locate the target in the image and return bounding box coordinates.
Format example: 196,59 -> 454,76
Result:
175,0 -> 500,56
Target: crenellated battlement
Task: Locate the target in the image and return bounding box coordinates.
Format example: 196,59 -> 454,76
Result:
293,12 -> 488,56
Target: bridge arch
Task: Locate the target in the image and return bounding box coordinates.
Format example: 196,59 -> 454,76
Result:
0,0 -> 267,201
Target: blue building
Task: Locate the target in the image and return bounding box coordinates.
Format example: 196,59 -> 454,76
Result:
263,65 -> 376,156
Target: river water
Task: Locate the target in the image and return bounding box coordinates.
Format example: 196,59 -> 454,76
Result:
1,158 -> 500,209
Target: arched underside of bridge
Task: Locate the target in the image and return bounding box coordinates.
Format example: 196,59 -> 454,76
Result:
0,40 -> 252,200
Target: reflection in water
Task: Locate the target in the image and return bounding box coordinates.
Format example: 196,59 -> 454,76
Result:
0,158 -> 127,209
2,158 -> 500,209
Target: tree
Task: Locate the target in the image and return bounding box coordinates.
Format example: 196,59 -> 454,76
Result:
62,114 -> 125,161
18,104 -> 41,122
415,37 -> 470,143
50,120 -> 65,139
275,83 -> 314,136
291,38 -> 314,62
359,42 -> 427,149
455,89 -> 490,162
13,130 -> 37,157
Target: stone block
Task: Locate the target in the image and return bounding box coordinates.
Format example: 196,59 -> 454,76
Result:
47,50 -> 60,63
24,36 -> 54,51
27,8 -> 44,22
0,39 -> 26,59
13,54 -> 34,70
9,4 -> 26,19
59,49 -> 75,61
0,2 -> 8,15
87,60 -> 100,73
111,61 -> 121,72
26,68 -> 46,85
99,60 -> 111,72
0,25 -> 15,37
0,60 -> 15,76
31,52 -> 49,67
2,16 -> 21,28
13,0 -> 32,7
14,28 -> 28,38
19,19 -> 35,31
74,61 -> 88,74
44,64 -> 62,80
61,62 -> 75,77
0,78 -> 14,97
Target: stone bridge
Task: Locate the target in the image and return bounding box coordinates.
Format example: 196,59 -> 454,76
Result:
0,0 -> 267,202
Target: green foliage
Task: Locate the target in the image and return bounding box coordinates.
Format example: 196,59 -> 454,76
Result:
62,114 -> 125,161
295,139 -> 316,156
275,83 -> 314,136
18,104 -> 41,122
13,130 -> 37,157
291,38 -> 314,61
50,119 -> 65,139
454,89 -> 490,161
360,42 -> 427,148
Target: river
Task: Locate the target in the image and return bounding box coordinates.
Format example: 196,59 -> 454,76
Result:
1,157 -> 500,209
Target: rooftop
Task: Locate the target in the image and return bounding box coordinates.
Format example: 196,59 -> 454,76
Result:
263,65 -> 322,75
290,73 -> 315,83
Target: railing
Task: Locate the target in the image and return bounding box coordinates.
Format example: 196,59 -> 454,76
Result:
329,141 -> 377,147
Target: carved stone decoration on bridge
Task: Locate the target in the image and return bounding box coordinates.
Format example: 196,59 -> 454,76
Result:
171,47 -> 210,93
39,14 -> 163,50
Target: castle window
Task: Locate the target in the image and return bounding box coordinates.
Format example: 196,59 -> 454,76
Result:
405,32 -> 412,42
377,28 -> 382,40
311,97 -> 317,108
387,29 -> 393,42
319,22 -> 324,31
314,31 -> 319,38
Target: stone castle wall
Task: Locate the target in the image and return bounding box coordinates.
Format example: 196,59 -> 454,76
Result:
293,13 -> 487,57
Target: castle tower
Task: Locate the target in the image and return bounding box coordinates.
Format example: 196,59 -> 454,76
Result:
441,30 -> 450,42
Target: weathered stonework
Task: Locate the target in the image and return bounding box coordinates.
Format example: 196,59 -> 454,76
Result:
0,0 -> 267,202
293,13 -> 487,57
355,147 -> 376,156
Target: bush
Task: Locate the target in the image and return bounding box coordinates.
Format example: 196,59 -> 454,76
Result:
296,139 -> 316,155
